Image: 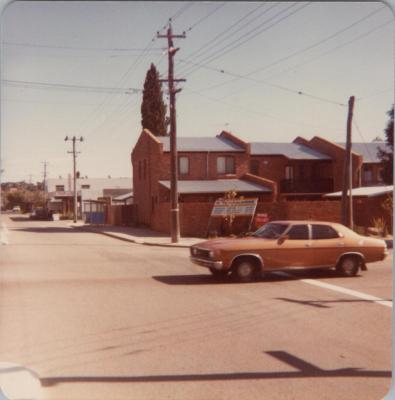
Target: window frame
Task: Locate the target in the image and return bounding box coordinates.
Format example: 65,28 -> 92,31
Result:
217,155 -> 235,175
286,224 -> 309,240
179,156 -> 189,175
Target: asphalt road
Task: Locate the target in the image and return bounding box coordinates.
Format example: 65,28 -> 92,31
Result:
0,214 -> 392,400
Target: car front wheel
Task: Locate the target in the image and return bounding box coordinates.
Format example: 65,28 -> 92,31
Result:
336,255 -> 360,277
231,258 -> 258,282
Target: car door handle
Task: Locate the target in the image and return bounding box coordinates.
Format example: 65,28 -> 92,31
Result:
305,243 -> 312,248
337,243 -> 345,247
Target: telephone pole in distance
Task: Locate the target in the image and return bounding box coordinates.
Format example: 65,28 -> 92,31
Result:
157,20 -> 186,243
341,96 -> 355,229
65,136 -> 83,223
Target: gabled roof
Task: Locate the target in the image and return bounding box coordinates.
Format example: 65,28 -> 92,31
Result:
250,142 -> 331,160
158,136 -> 244,152
159,179 -> 271,194
324,185 -> 393,198
337,142 -> 389,163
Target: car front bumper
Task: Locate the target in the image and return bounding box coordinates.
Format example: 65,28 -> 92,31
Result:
190,256 -> 223,270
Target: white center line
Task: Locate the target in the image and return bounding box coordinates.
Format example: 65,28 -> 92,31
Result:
273,272 -> 392,308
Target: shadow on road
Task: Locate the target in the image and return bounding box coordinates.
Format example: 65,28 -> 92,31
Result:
9,227 -> 86,234
153,269 -> 354,286
39,350 -> 391,387
8,216 -> 31,222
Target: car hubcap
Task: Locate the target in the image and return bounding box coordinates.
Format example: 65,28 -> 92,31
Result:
239,263 -> 253,278
343,259 -> 355,273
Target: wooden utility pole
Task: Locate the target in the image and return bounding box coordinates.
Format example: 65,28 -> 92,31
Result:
157,20 -> 186,243
341,96 -> 355,229
65,136 -> 83,223
42,161 -> 48,213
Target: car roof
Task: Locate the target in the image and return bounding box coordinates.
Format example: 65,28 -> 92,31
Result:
270,220 -> 339,225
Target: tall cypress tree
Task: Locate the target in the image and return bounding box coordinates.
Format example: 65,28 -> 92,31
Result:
141,63 -> 167,136
378,106 -> 394,184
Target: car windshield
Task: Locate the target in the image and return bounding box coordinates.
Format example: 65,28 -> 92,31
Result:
252,223 -> 289,239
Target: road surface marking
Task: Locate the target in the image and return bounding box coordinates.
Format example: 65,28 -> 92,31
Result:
0,221 -> 8,245
273,271 -> 392,308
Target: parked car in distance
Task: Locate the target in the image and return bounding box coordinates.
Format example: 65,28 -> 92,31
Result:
190,221 -> 388,282
30,207 -> 51,220
12,206 -> 21,213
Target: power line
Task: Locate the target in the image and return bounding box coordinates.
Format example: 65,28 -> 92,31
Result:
184,2 -> 227,33
244,6 -> 386,79
3,41 -> 165,52
178,2 -> 274,69
185,88 -> 332,131
181,2 -> 311,77
2,79 -> 141,94
261,18 -> 394,82
179,58 -> 345,107
183,7 -> 389,96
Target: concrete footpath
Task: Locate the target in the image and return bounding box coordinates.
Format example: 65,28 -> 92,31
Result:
70,223 -> 203,248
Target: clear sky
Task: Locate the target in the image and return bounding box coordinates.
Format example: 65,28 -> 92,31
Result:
0,1 -> 394,182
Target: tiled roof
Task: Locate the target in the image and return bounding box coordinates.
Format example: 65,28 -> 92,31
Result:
324,185 -> 393,198
159,179 -> 271,194
337,142 -> 389,163
159,136 -> 244,152
250,142 -> 331,160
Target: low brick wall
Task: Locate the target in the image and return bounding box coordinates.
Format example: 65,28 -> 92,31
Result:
151,199 -> 343,238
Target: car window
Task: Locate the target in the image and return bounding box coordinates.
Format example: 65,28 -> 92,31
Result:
312,224 -> 339,239
287,225 -> 309,240
253,223 -> 288,239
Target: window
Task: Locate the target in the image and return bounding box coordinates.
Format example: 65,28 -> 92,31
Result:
299,164 -> 305,179
363,166 -> 373,182
285,166 -> 294,180
253,223 -> 288,239
179,156 -> 189,175
287,224 -> 309,240
217,156 -> 235,174
312,224 -> 339,240
250,159 -> 259,175
55,185 -> 65,191
81,184 -> 90,189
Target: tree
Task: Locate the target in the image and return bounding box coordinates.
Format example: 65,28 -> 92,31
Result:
378,106 -> 394,184
141,63 -> 167,136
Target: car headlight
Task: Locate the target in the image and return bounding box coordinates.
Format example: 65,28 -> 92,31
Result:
208,250 -> 215,259
191,247 -> 197,256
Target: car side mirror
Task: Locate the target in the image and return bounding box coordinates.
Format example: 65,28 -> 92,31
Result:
277,235 -> 288,245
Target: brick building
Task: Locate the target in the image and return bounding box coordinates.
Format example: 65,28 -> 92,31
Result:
131,129 -> 389,236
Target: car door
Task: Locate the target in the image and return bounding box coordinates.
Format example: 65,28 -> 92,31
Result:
310,224 -> 344,267
274,224 -> 313,267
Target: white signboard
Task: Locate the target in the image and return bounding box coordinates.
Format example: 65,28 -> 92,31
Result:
211,198 -> 258,217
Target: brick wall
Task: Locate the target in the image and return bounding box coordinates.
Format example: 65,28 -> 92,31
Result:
295,136 -> 363,191
151,199 -> 343,238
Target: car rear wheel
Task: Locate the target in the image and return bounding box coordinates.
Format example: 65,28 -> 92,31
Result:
337,255 -> 360,277
231,258 -> 258,282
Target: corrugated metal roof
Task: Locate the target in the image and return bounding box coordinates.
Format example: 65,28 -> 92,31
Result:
113,192 -> 134,201
159,136 -> 244,152
337,142 -> 389,163
324,185 -> 393,198
159,179 -> 271,194
250,142 -> 331,160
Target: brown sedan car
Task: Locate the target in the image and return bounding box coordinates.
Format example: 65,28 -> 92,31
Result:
190,221 -> 388,282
